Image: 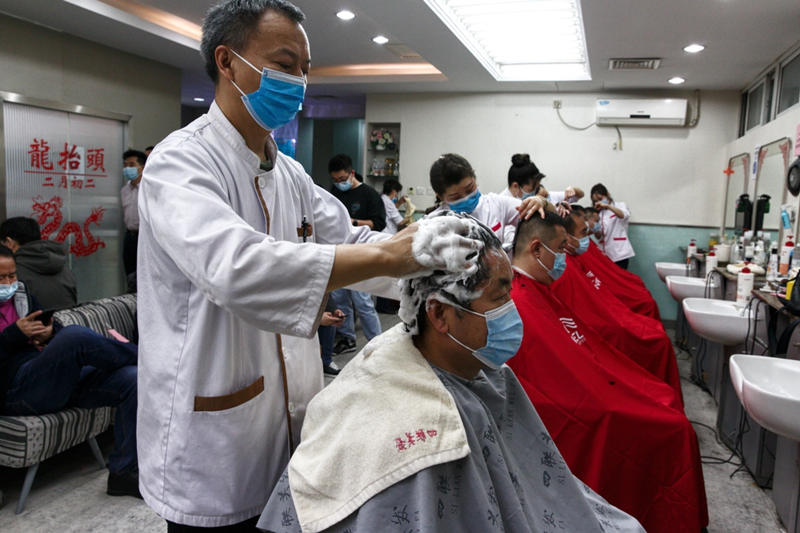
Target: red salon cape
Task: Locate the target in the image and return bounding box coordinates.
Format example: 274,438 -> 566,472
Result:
551,256 -> 683,403
509,273 -> 708,533
577,241 -> 661,320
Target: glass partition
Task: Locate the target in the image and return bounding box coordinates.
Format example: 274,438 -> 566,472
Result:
721,153 -> 749,236
753,138 -> 792,238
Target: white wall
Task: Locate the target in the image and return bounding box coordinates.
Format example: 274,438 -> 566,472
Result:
0,14 -> 181,148
366,91 -> 740,227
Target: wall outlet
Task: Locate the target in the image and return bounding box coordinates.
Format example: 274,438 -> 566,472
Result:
407,186 -> 416,195
553,100 -> 562,109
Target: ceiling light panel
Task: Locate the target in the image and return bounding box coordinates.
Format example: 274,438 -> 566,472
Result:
336,10 -> 355,21
683,43 -> 705,54
423,0 -> 591,81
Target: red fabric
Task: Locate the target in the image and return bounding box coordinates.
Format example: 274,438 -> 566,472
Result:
0,299 -> 19,332
551,256 -> 683,403
509,273 -> 708,533
578,241 -> 661,320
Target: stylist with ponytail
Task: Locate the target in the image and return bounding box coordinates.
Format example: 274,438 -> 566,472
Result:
591,182 -> 635,269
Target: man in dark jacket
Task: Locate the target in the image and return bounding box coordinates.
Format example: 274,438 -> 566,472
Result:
0,217 -> 77,309
0,246 -> 140,497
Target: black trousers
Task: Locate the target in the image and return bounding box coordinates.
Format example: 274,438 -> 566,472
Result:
123,229 -> 138,277
615,258 -> 630,270
166,517 -> 259,532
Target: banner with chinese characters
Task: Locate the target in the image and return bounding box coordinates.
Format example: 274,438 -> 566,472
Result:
2,101 -> 126,301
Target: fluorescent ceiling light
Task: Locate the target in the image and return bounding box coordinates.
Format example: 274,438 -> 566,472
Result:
193,97 -> 205,102
683,43 -> 705,54
372,35 -> 389,45
423,0 -> 591,81
668,76 -> 686,85
336,10 -> 355,21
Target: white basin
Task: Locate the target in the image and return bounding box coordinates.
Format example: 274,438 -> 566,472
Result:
655,261 -> 694,282
666,275 -> 715,302
729,354 -> 800,441
682,298 -> 762,345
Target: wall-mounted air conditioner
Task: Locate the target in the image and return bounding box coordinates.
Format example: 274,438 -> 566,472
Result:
596,98 -> 688,126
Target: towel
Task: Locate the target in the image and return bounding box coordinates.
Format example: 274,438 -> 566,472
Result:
288,323 -> 470,533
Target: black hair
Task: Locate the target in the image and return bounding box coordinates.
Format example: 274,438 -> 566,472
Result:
0,245 -> 15,260
145,146 -> 155,151
507,153 -> 544,189
563,213 -> 578,234
584,206 -> 598,215
123,150 -> 147,167
328,153 -> 353,174
429,153 -> 475,196
0,217 -> 42,246
382,179 -> 402,196
399,212 -> 502,335
201,0 -> 305,84
569,204 -> 585,214
590,183 -> 611,201
512,210 -> 566,257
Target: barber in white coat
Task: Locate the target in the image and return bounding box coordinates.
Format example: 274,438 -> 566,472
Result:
591,182 -> 635,269
135,2 -> 481,531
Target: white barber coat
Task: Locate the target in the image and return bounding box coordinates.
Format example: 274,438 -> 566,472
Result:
136,101 -> 388,527
597,200 -> 635,262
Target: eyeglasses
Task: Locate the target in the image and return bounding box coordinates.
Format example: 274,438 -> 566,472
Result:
0,272 -> 17,283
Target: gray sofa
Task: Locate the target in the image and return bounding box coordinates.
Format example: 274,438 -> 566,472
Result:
0,293 -> 137,513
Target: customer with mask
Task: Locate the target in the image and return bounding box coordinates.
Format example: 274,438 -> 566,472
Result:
135,1 -> 484,530
257,213 -> 645,533
0,216 -> 77,310
591,183 -> 634,269
120,149 -> 145,279
0,246 -> 140,497
429,153 -> 548,246
508,212 -> 708,533
501,153 -> 584,206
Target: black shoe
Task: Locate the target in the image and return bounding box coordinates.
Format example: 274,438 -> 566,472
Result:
107,469 -> 142,499
333,338 -> 356,355
323,362 -> 341,375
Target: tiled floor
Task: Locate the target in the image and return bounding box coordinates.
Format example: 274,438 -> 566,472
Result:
0,316 -> 788,532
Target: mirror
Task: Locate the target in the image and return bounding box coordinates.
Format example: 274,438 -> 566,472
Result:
721,153 -> 749,237
753,138 -> 792,240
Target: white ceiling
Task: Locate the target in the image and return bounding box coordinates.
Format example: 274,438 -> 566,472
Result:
1,0 -> 799,105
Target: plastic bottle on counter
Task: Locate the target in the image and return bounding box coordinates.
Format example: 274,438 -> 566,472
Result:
687,239 -> 697,262
792,243 -> 800,272
780,238 -> 794,276
705,251 -> 718,277
736,265 -> 754,307
767,246 -> 779,281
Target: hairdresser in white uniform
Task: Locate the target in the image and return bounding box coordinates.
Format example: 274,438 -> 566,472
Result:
135,2 -> 483,531
591,182 -> 635,269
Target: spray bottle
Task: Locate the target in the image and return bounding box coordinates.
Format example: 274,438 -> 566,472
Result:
736,265 -> 754,307
767,246 -> 779,281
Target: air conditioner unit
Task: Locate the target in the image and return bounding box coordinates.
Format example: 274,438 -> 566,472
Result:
595,98 -> 687,126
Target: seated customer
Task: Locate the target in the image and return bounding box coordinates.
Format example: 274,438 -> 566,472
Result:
552,208 -> 682,400
258,213 -> 644,533
0,216 -> 77,310
509,212 -> 707,533
0,246 -> 140,497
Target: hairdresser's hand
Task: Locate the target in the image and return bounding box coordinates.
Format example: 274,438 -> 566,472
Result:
594,201 -> 609,211
555,201 -> 572,217
517,195 -> 547,220
395,216 -> 484,277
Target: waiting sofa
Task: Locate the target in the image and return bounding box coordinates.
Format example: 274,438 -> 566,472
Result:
0,293 -> 137,513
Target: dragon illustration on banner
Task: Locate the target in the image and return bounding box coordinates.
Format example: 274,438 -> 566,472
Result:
31,195 -> 106,257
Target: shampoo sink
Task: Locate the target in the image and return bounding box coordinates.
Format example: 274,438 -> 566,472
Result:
655,261 -> 694,282
729,354 -> 800,441
682,298 -> 762,346
666,275 -> 714,302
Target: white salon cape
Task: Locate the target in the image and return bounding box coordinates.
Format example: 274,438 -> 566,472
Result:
598,200 -> 634,262
432,192 -> 521,246
136,101 -> 388,527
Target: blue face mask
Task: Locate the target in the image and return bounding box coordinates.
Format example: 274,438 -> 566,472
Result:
448,189 -> 481,214
575,236 -> 590,255
521,190 -> 537,200
0,281 -> 19,302
122,167 -> 139,181
230,50 -> 306,131
592,222 -> 601,234
392,196 -> 399,203
335,180 -> 352,192
445,299 -> 523,369
537,242 -> 567,281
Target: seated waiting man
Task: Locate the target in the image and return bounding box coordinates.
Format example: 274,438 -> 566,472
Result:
257,212 -> 644,533
0,216 -> 77,310
0,246 -> 140,497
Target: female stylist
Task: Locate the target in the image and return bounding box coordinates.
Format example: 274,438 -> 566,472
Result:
591,183 -> 634,269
